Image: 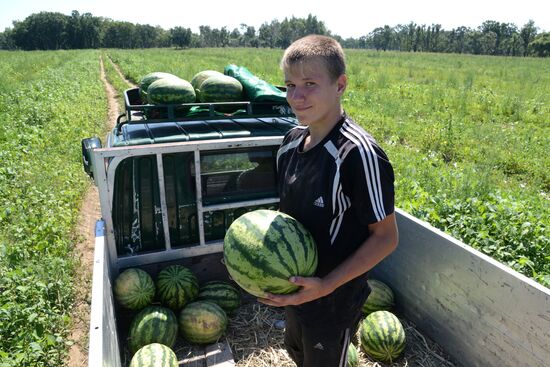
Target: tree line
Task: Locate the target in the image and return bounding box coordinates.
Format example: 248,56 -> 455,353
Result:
0,10 -> 548,57
357,20 -> 548,57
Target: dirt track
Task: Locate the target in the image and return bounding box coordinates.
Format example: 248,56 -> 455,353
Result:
67,55 -> 122,367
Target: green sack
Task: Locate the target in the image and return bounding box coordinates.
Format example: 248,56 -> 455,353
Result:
224,64 -> 287,103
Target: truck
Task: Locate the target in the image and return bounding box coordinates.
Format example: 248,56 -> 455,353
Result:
81,85 -> 550,367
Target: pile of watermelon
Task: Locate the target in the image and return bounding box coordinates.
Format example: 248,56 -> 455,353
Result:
114,208 -> 408,365
355,279 -> 406,364
138,69 -> 243,112
113,264 -> 242,365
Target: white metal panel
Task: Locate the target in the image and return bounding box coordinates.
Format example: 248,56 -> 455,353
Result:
156,153 -> 172,250
91,136 -> 285,274
98,136 -> 284,158
88,220 -> 121,367
117,242 -> 224,269
194,149 -> 206,247
371,209 -> 550,367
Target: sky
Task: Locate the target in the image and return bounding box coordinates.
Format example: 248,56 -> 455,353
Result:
1,0 -> 549,38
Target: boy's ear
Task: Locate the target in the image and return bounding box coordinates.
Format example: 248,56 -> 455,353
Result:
337,74 -> 347,94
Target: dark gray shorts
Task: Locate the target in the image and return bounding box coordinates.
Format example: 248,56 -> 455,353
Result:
283,274 -> 370,367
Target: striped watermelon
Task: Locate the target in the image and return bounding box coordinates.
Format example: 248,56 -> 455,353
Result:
347,342 -> 359,367
197,75 -> 243,103
360,310 -> 406,363
113,268 -> 155,310
362,279 -> 395,315
190,70 -> 224,92
197,281 -> 241,313
147,77 -> 196,105
156,265 -> 199,311
128,306 -> 178,355
223,209 -> 318,298
178,301 -> 228,344
129,343 -> 178,367
138,72 -> 180,102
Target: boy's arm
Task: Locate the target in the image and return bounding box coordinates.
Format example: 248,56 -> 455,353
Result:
259,212 -> 399,307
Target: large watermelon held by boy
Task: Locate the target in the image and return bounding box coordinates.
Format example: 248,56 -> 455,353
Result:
360,310 -> 406,363
127,306 -> 178,355
223,209 -> 318,298
113,268 -> 155,310
156,264 -> 199,311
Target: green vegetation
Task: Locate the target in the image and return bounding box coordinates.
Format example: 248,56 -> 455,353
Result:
102,53 -> 132,112
2,11 -> 548,57
342,51 -> 549,285
0,50 -> 105,366
108,48 -> 549,286
108,48 -> 285,87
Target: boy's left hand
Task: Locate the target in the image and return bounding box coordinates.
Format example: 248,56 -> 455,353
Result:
257,276 -> 331,307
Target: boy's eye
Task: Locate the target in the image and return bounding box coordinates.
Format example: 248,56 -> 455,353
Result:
305,82 -> 315,86
286,83 -> 295,88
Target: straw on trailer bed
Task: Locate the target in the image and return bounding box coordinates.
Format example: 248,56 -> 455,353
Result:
225,300 -> 456,367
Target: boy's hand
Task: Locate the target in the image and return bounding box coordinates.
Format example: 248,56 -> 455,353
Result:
257,276 -> 333,307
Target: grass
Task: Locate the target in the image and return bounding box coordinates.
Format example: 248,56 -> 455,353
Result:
102,52 -> 133,113
0,50 -> 105,366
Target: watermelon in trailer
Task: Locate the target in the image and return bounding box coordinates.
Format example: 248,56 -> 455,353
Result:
362,279 -> 395,315
223,209 -> 318,298
129,343 -> 178,367
127,306 -> 178,355
113,268 -> 155,310
178,301 -> 228,344
360,310 -> 406,363
197,280 -> 241,313
347,342 -> 359,367
156,265 -> 199,311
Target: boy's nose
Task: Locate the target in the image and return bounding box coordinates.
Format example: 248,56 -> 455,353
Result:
288,87 -> 305,101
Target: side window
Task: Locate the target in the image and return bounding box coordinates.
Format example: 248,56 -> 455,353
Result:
200,148 -> 277,204
163,153 -> 198,248
113,155 -> 166,256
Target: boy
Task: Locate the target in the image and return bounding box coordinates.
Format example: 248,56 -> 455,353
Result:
259,35 -> 399,367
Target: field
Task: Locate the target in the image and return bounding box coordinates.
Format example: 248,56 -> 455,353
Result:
0,48 -> 548,367
0,50 -> 106,366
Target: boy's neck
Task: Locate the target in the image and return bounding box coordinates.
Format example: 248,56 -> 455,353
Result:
302,107 -> 344,151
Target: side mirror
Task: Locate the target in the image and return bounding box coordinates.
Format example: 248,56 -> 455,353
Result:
81,137 -> 102,179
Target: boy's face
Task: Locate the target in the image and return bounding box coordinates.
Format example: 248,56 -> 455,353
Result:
284,57 -> 347,128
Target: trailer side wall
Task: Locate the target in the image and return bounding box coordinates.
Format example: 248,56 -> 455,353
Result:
372,209 -> 550,367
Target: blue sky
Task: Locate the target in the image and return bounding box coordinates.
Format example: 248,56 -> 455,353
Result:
1,0 -> 549,38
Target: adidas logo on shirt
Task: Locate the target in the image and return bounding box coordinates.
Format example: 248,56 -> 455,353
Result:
313,196 -> 324,208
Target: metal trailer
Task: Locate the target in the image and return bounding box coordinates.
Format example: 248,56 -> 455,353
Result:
83,89 -> 550,367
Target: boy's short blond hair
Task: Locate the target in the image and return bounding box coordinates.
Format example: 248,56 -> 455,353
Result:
280,35 -> 346,82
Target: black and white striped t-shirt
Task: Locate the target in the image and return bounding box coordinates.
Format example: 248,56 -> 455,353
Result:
277,114 -> 395,276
